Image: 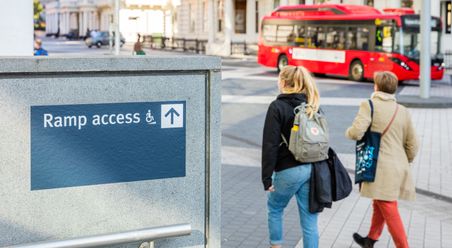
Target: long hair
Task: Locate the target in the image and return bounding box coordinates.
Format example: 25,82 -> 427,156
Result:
279,65 -> 320,118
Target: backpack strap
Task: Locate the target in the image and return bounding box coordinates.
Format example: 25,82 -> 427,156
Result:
280,134 -> 289,147
366,100 -> 374,132
368,100 -> 374,121
382,104 -> 399,136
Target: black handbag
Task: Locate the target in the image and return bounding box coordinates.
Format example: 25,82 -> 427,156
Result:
328,148 -> 352,201
355,100 -> 398,184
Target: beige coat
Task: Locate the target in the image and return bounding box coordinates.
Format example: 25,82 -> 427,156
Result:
346,91 -> 419,201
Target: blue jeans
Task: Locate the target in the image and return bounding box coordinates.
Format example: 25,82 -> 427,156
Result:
267,164 -> 319,248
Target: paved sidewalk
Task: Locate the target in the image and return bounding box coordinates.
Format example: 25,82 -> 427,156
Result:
399,82 -> 452,98
222,145 -> 452,248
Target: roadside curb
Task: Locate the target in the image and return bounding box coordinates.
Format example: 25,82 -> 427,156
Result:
397,95 -> 452,108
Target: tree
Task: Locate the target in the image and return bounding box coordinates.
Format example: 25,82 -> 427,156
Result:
34,0 -> 45,30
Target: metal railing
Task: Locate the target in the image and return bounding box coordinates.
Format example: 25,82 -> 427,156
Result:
143,36 -> 207,54
230,42 -> 258,56
8,223 -> 191,248
142,35 -> 257,56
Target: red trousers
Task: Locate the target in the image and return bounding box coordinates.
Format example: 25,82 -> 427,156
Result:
368,200 -> 409,248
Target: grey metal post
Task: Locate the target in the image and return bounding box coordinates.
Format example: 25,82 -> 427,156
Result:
420,0 -> 431,99
114,0 -> 120,55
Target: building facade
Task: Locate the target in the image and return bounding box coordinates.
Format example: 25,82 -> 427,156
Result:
44,0 -> 173,41
174,0 -> 451,55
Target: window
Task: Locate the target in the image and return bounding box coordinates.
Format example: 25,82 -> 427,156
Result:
365,0 -> 374,6
316,27 -> 326,47
346,27 -> 357,50
276,25 -> 294,43
294,25 -> 306,47
357,27 -> 370,50
306,26 -> 316,48
401,0 -> 413,8
235,0 -> 247,34
376,26 -> 393,52
202,1 -> 208,32
274,0 -> 280,9
255,0 -> 259,33
306,26 -> 325,48
447,1 -> 451,34
218,0 -> 224,32
325,27 -> 346,49
262,24 -> 277,42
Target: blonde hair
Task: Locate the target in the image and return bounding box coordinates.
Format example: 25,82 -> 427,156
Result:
279,65 -> 320,118
374,71 -> 398,94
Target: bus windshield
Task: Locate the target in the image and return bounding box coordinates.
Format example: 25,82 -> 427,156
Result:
394,30 -> 440,59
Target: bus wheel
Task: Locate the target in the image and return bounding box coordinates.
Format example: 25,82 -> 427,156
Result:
277,55 -> 288,73
349,60 -> 364,81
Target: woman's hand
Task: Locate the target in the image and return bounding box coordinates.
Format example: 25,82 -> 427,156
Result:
266,185 -> 275,192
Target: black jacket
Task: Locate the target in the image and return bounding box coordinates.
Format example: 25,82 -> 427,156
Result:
309,148 -> 353,213
261,93 -> 309,190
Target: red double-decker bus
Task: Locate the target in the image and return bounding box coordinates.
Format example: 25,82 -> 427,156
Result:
258,4 -> 445,81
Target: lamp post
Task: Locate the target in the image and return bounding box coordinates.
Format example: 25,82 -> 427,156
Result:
420,0 -> 431,99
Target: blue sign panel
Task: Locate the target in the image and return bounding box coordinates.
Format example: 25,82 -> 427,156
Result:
31,101 -> 186,190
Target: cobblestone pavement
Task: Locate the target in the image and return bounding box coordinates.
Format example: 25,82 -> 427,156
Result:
222,146 -> 452,248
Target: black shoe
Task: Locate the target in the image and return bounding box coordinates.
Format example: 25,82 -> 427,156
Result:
353,233 -> 377,248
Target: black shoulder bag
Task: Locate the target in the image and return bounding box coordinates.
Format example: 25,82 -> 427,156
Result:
355,100 -> 399,184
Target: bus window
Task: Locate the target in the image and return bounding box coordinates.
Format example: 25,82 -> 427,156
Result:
357,27 -> 369,50
317,27 -> 326,48
306,26 -> 317,48
262,24 -> 277,42
295,25 -> 306,47
326,27 -> 346,50
376,26 -> 393,53
346,27 -> 357,50
276,25 -> 294,43
306,26 -> 325,48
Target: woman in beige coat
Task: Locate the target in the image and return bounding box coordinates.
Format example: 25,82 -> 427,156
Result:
346,71 -> 418,248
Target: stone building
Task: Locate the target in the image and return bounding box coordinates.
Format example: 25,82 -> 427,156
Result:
44,0 -> 173,41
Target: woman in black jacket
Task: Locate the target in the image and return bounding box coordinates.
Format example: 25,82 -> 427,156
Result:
262,65 -> 320,248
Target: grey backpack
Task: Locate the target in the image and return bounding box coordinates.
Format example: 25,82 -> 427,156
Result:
281,103 -> 329,163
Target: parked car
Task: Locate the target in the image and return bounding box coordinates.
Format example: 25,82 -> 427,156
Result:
65,29 -> 79,40
85,31 -> 125,48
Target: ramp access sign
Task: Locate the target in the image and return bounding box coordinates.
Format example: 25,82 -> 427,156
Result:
30,101 -> 186,190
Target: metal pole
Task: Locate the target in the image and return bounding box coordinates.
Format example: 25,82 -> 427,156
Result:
420,0 -> 431,99
8,224 -> 191,248
114,0 -> 120,55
